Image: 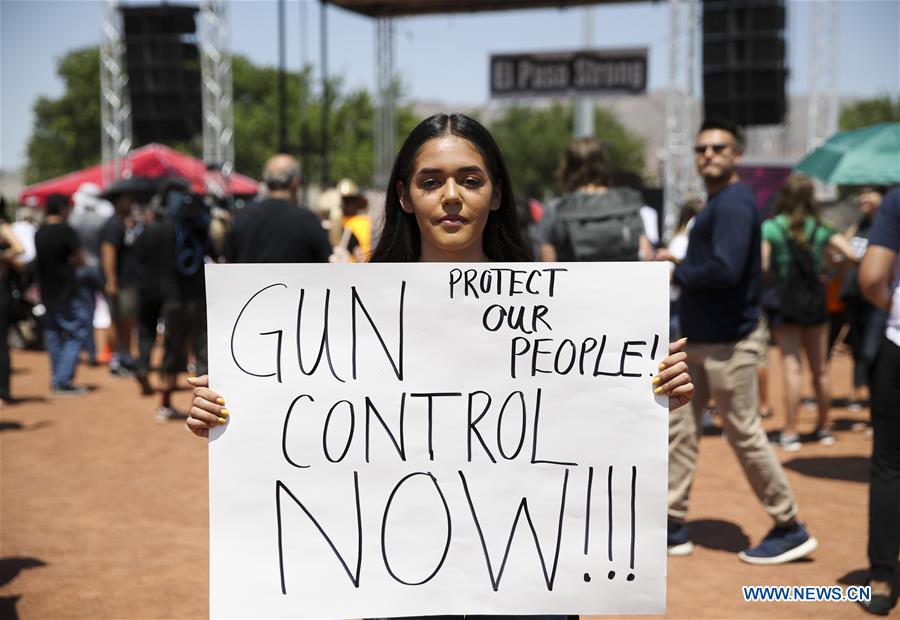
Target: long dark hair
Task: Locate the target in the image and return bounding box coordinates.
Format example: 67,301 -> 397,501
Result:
773,175 -> 818,248
675,197 -> 704,233
369,113 -> 533,263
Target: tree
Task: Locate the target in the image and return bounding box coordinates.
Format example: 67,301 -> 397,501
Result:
839,95 -> 900,131
25,47 -> 418,188
230,54 -> 309,179
593,106 -> 646,181
488,103 -> 574,200
488,103 -> 646,199
325,87 -> 420,187
25,47 -> 102,184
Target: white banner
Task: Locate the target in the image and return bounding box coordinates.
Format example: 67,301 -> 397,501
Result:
206,262 -> 669,619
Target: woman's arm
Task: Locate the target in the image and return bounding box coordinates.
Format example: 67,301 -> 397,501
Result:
761,239 -> 772,276
827,232 -> 859,262
859,245 -> 896,312
638,234 -> 654,261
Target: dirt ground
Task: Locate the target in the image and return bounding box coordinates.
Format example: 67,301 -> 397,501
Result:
0,344 -> 886,619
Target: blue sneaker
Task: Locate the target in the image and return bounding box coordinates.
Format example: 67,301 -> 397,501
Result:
738,523 -> 818,565
667,520 -> 694,556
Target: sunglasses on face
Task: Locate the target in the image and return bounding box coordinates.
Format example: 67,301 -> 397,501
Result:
694,143 -> 730,155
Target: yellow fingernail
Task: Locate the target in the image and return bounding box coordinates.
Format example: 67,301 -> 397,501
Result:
654,387 -> 663,394
216,397 -> 225,405
652,376 -> 661,385
678,337 -> 688,343
220,408 -> 229,416
187,376 -> 198,382
218,417 -> 227,424
659,363 -> 666,370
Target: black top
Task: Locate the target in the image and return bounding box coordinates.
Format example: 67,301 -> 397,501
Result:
673,182 -> 762,343
224,198 -> 332,263
100,215 -> 141,287
133,219 -> 177,298
35,222 -> 80,308
0,219 -> 11,283
133,218 -> 207,300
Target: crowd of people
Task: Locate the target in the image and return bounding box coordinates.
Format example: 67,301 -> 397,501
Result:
0,156 -> 379,415
1,112 -> 897,615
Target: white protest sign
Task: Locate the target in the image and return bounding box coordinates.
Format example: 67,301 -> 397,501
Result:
205,262 -> 669,619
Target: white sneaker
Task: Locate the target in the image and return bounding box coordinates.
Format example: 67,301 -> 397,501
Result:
779,433 -> 801,452
155,406 -> 186,424
814,429 -> 835,446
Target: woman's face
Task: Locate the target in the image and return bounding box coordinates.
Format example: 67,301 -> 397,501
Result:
399,135 -> 500,262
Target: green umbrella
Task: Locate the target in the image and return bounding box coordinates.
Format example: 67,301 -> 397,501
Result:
794,122 -> 900,185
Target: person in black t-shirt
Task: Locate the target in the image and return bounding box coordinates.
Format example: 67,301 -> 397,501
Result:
133,180 -> 213,422
34,194 -> 88,396
223,154 -> 331,264
132,203 -> 177,396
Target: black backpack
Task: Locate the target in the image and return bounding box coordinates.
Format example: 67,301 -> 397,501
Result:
777,223 -> 827,325
167,190 -> 211,277
549,187 -> 644,262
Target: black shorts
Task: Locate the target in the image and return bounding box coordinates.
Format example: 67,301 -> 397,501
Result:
162,298 -> 208,376
108,287 -> 138,321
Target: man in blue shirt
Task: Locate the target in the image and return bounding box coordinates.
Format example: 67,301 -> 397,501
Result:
666,119 -> 817,565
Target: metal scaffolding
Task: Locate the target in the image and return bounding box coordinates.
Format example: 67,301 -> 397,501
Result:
807,0 -> 839,152
100,0 -> 132,185
374,16 -> 397,189
663,0 -> 700,240
573,6 -> 595,138
200,0 -> 235,186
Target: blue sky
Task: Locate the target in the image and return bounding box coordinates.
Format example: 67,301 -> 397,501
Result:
1,0 -> 898,171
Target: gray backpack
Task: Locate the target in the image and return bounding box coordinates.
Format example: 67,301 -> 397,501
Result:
549,187 -> 645,262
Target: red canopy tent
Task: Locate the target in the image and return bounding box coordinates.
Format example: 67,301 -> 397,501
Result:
18,143 -> 259,206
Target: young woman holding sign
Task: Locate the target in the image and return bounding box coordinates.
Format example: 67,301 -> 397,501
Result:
184,112 -> 692,619
186,114 -> 693,436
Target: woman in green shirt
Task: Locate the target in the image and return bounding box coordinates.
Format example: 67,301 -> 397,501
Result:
761,175 -> 856,452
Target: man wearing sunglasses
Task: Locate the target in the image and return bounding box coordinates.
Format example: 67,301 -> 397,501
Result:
666,119 -> 817,565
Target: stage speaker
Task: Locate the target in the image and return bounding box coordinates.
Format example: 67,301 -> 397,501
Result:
702,0 -> 787,127
122,5 -> 202,145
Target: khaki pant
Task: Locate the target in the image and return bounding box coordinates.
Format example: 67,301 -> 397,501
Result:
668,319 -> 798,526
